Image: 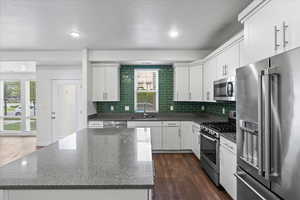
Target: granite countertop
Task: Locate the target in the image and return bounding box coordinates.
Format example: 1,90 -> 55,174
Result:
89,112 -> 227,125
0,128 -> 154,190
89,112 -> 236,143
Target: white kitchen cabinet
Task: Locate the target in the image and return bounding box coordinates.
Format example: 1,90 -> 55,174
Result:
189,64 -> 203,101
216,42 -> 239,80
191,123 -> 201,159
127,121 -> 162,150
173,63 -> 190,101
203,57 -> 217,102
220,136 -> 237,200
181,121 -> 193,150
240,0 -> 300,64
92,64 -> 120,101
162,121 -> 181,150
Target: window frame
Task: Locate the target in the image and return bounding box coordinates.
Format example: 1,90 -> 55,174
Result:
0,79 -> 36,135
134,69 -> 159,113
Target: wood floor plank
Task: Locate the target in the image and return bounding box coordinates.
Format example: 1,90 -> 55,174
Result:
153,154 -> 232,200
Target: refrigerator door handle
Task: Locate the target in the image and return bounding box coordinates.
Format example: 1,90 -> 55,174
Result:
258,71 -> 264,176
263,69 -> 271,180
235,172 -> 267,200
269,67 -> 280,178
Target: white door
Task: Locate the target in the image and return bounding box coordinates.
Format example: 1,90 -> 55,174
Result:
52,80 -> 82,142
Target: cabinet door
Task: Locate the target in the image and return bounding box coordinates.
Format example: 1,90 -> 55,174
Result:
150,127 -> 162,150
189,64 -> 203,101
216,52 -> 226,80
105,65 -> 120,101
220,138 -> 237,200
181,122 -> 193,150
162,126 -> 181,150
284,0 -> 300,52
243,0 -> 282,64
226,43 -> 239,77
92,66 -> 106,101
174,64 -> 190,101
192,125 -> 201,159
203,58 -> 217,102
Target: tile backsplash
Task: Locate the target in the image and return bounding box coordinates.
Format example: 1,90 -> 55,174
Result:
96,65 -> 235,116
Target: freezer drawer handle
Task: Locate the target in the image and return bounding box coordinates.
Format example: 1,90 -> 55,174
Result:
234,173 -> 267,200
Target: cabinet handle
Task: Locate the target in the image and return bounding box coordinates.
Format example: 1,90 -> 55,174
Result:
207,91 -> 210,101
274,25 -> 280,51
283,21 -> 288,48
189,92 -> 192,100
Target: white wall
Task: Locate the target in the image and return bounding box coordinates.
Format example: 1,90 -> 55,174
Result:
88,50 -> 210,63
0,51 -> 81,66
36,66 -> 81,146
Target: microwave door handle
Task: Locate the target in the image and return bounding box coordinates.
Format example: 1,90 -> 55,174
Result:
226,82 -> 233,97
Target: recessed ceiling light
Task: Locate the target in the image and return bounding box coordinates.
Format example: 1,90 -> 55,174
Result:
169,30 -> 179,38
70,32 -> 80,39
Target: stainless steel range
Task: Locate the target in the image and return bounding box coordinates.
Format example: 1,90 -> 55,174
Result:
200,112 -> 236,186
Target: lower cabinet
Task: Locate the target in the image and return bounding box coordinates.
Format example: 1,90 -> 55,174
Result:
220,136 -> 237,200
181,121 -> 193,150
127,121 -> 162,150
191,123 -> 201,159
149,127 -> 162,150
162,122 -> 181,150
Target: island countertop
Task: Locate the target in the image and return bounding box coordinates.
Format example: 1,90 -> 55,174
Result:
0,128 -> 154,190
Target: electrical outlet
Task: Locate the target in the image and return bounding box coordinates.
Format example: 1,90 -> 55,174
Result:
222,107 -> 226,114
125,106 -> 130,111
170,106 -> 174,111
201,105 -> 205,111
110,105 -> 114,111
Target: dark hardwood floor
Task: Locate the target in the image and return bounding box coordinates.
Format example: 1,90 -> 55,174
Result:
153,154 -> 232,200
0,137 -> 231,200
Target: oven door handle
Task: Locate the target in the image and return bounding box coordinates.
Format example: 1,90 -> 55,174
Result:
201,133 -> 217,142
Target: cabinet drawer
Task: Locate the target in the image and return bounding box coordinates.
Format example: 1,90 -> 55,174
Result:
220,136 -> 236,154
162,121 -> 181,127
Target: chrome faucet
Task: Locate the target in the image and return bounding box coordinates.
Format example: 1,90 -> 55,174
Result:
143,103 -> 149,118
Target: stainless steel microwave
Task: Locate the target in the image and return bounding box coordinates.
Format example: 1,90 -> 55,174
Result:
213,77 -> 235,101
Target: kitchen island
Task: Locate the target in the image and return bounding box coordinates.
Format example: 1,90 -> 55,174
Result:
0,128 -> 154,200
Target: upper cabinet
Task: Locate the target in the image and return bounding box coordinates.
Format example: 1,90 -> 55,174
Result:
174,63 -> 190,101
92,64 -> 120,101
174,63 -> 203,102
203,57 -> 217,102
189,63 -> 203,101
239,0 -> 300,64
216,42 -> 239,80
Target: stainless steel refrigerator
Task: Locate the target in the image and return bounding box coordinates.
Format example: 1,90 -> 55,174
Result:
236,47 -> 300,200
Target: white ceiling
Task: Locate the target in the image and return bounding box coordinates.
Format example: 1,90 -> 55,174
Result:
0,0 -> 252,50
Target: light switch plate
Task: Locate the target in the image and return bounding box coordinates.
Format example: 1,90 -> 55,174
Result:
222,107 -> 226,114
125,106 -> 130,111
170,106 -> 174,111
110,105 -> 114,111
